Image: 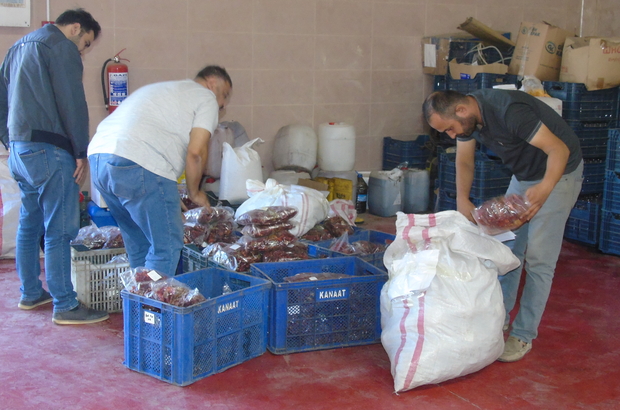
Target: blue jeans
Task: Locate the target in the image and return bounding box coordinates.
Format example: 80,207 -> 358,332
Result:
501,161 -> 584,343
8,142 -> 80,313
88,154 -> 183,276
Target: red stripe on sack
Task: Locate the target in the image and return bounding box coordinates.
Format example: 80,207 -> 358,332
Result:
392,297 -> 410,377
403,214 -> 417,252
299,193 -> 309,236
403,293 -> 425,390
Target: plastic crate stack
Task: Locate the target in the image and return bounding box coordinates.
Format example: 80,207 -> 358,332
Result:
600,129 -> 620,255
70,245 -> 129,312
435,150 -> 512,211
433,73 -> 520,94
543,82 -> 619,193
541,82 -> 620,246
382,135 -> 430,170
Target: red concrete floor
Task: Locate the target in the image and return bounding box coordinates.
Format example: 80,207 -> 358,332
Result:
1,214 -> 620,410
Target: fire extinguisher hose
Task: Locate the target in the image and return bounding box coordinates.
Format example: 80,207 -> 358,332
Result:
101,58 -> 113,109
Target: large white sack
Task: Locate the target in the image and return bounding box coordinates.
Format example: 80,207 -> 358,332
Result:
381,211 -> 520,393
235,178 -> 329,237
0,152 -> 21,258
206,123 -> 235,178
206,121 -> 251,178
219,138 -> 263,204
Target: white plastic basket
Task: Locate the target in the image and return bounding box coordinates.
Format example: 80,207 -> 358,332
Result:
70,246 -> 129,312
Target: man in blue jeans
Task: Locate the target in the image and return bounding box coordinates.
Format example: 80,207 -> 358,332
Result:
0,9 -> 109,324
88,66 -> 231,277
423,89 -> 583,362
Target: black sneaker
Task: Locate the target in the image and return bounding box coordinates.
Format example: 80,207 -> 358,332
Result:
52,305 -> 109,325
18,290 -> 53,310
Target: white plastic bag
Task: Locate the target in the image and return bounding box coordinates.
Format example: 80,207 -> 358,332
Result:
219,138 -> 264,204
381,211 -> 520,393
235,178 -> 329,237
206,121 -> 251,178
206,123 -> 235,178
0,152 -> 20,258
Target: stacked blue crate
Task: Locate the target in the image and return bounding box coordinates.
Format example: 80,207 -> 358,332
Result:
564,195 -> 601,245
433,73 -> 520,93
382,135 -> 430,170
600,129 -> 620,255
541,82 -> 619,246
435,150 -> 512,212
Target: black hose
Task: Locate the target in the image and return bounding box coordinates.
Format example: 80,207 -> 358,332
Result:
101,58 -> 112,108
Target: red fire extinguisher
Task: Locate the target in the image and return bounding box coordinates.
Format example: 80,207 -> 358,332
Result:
101,49 -> 130,113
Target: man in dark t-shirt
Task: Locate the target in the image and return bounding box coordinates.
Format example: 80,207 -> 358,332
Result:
423,89 -> 583,362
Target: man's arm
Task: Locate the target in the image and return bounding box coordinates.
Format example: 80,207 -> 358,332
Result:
522,123 -> 570,219
455,138 -> 477,222
0,58 -> 9,149
185,127 -> 211,208
48,42 -> 90,158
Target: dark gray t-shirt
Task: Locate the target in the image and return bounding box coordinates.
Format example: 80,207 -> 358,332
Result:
457,89 -> 582,181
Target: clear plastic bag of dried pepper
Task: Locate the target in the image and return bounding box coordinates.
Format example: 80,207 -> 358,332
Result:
471,194 -> 531,236
184,206 -> 235,225
146,278 -> 207,307
235,206 -> 298,226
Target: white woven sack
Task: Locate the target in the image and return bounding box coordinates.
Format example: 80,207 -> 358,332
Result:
206,123 -> 235,178
235,178 -> 329,237
219,138 -> 263,204
381,211 -> 520,393
0,153 -> 21,258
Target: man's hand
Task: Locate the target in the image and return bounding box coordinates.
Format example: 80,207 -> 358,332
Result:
457,197 -> 477,223
74,158 -> 88,185
524,182 -> 553,220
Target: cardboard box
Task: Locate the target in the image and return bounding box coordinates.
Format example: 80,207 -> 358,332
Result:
449,59 -> 508,80
422,33 -> 480,75
296,178 -> 329,192
560,37 -> 620,91
508,22 -> 573,81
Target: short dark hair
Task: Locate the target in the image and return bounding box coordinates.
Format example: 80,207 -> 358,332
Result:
55,9 -> 101,40
422,90 -> 469,123
195,66 -> 232,87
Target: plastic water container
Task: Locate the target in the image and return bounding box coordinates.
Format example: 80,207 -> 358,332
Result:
272,124 -> 318,173
403,168 -> 430,213
317,122 -> 356,172
367,170 -> 405,217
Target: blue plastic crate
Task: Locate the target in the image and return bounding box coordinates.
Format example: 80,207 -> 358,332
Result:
122,268 -> 270,386
602,171 -> 620,214
437,150 -> 512,198
581,159 -> 606,195
478,144 -> 499,158
543,82 -> 619,121
87,201 -> 117,228
433,73 -> 520,93
382,136 -> 430,170
564,197 -> 601,245
249,257 -> 387,355
565,120 -> 612,158
306,229 -> 396,271
599,210 -> 620,256
606,129 -> 620,173
182,244 -> 209,273
435,189 -> 486,212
